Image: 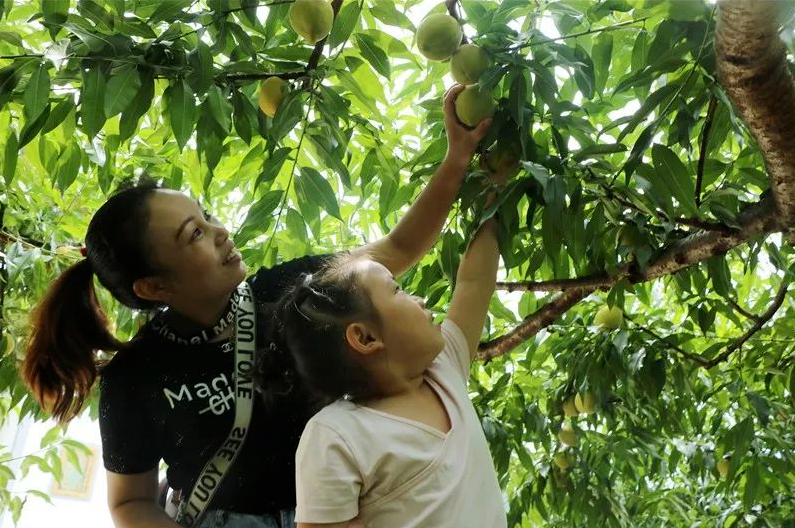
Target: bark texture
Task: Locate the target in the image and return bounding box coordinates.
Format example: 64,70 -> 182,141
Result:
715,0 -> 795,230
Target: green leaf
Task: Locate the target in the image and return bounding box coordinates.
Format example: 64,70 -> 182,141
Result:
618,81 -> 681,141
439,231 -> 462,283
592,33 -> 613,95
168,79 -> 196,151
234,190 -> 284,246
119,71 -> 154,142
296,167 -> 342,221
509,69 -> 528,128
0,30 -> 24,48
668,0 -> 707,21
328,1 -> 361,49
41,0 -> 69,38
207,85 -> 232,132
80,67 -> 107,139
3,130 -> 17,185
104,66 -> 140,117
56,144 -> 82,192
19,104 -> 50,148
0,65 -> 20,109
187,42 -> 214,96
255,147 -> 291,190
651,144 -> 699,217
24,64 -> 50,122
285,207 -> 307,241
571,143 -> 626,161
705,256 -> 732,297
41,99 -> 75,135
354,33 -> 391,79
269,91 -> 305,144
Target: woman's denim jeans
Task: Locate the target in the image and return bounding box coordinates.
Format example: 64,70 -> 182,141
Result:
195,509 -> 295,528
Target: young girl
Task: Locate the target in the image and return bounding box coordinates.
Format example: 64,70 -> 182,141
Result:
261,191 -> 506,527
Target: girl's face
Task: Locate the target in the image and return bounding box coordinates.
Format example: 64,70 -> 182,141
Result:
141,190 -> 247,309
354,259 -> 445,374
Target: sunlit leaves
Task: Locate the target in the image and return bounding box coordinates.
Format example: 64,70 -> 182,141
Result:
166,79 -> 196,151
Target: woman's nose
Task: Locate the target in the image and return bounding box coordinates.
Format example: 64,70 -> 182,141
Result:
215,223 -> 230,243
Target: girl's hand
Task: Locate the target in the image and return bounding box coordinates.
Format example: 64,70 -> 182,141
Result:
443,84 -> 492,167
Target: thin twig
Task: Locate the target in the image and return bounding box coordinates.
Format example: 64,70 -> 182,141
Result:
261,86 -> 317,256
301,0 -> 343,89
726,297 -> 761,322
0,229 -> 46,249
445,0 -> 468,45
626,315 -> 711,367
174,0 -> 295,41
704,278 -> 790,368
509,17 -> 650,52
696,96 -> 718,206
222,71 -> 308,82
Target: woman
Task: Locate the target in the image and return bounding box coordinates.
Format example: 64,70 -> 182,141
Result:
21,85 -> 490,528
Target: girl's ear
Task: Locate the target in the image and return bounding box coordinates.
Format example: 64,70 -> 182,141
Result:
345,322 -> 384,355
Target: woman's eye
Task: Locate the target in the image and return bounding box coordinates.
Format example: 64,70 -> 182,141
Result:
191,227 -> 202,240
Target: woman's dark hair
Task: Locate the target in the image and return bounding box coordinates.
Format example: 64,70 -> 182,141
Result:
22,179 -> 162,423
256,254 -> 378,406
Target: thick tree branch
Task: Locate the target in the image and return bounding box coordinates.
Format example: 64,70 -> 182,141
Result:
496,275 -> 613,292
498,197 -> 779,294
696,96 -> 718,207
477,287 -> 595,361
703,278 -> 790,368
482,197 -> 782,358
716,0 -> 795,231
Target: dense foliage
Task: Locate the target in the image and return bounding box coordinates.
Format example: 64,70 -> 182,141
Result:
0,0 -> 793,526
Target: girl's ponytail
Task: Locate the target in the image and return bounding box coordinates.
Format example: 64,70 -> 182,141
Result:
22,259 -> 122,423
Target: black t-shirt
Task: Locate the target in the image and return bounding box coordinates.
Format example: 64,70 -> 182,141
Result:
99,254 -> 331,514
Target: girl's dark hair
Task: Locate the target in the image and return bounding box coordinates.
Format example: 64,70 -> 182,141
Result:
22,179 -> 162,423
256,255 -> 377,406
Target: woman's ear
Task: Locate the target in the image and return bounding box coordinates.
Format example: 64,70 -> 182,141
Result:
133,276 -> 170,304
345,322 -> 384,355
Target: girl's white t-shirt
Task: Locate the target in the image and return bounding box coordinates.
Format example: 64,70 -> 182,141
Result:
294,319 -> 507,528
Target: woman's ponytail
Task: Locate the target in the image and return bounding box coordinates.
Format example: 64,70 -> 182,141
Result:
22,259 -> 123,423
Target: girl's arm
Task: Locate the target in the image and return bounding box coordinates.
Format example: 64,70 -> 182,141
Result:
446,217 -> 500,362
353,84 -> 491,277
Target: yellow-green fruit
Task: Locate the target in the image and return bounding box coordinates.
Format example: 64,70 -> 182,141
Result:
562,397 -> 579,417
553,452 -> 574,470
454,85 -> 495,128
450,44 -> 490,84
483,142 -> 521,181
258,77 -> 288,118
716,459 -> 730,477
416,13 -> 462,61
558,424 -> 578,447
574,391 -> 596,414
289,0 -> 334,44
552,467 -> 569,488
594,305 -> 623,330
